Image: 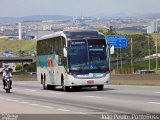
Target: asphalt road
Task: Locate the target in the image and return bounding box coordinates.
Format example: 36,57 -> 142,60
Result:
0,81 -> 160,120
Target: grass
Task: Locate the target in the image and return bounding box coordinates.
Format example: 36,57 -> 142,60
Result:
12,71 -> 30,75
0,38 -> 37,55
151,33 -> 160,47
110,74 -> 160,86
116,30 -> 144,35
116,31 -> 160,47
114,58 -> 160,73
156,70 -> 160,74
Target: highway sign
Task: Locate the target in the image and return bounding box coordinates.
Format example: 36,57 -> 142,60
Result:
106,35 -> 127,48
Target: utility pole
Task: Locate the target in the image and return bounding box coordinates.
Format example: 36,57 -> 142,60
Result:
148,35 -> 151,70
131,38 -> 133,73
156,32 -> 158,70
117,49 -> 119,74
120,48 -> 122,73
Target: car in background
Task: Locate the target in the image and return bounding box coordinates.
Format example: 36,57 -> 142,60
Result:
135,70 -> 155,74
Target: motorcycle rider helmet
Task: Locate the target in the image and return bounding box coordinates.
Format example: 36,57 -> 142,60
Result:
5,68 -> 9,73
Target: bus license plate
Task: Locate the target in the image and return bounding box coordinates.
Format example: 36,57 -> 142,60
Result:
87,80 -> 94,85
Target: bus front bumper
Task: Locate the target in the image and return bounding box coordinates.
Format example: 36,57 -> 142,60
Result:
65,73 -> 110,86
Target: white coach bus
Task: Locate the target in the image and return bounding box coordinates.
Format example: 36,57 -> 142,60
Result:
37,30 -> 113,91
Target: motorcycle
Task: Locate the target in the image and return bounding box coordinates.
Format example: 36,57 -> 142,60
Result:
4,77 -> 11,93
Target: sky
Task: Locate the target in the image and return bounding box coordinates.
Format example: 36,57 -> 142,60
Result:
0,0 -> 160,17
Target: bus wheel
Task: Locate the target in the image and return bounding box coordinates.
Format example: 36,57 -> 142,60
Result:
43,80 -> 47,90
43,73 -> 47,90
73,86 -> 82,91
97,85 -> 104,91
47,85 -> 55,90
63,86 -> 70,92
41,73 -> 43,84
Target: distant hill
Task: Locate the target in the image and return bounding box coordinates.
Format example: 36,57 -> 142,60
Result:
95,13 -> 160,19
0,15 -> 72,23
1,13 -> 160,23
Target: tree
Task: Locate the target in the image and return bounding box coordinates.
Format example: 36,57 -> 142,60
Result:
18,50 -> 26,57
15,64 -> 22,71
98,26 -> 117,35
125,34 -> 156,59
26,62 -> 36,72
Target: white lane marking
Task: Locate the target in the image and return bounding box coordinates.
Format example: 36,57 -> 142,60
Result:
10,99 -> 19,102
5,98 -> 12,101
19,101 -> 53,109
18,83 -> 25,85
24,89 -> 37,92
155,92 -> 160,94
0,97 -> 5,100
13,87 -> 20,90
55,93 -> 64,95
29,103 -> 41,106
49,92 -> 64,95
41,105 -> 53,109
0,97 -> 19,102
73,112 -> 87,114
57,109 -> 70,112
21,101 -> 29,104
148,102 -> 160,105
0,96 -> 53,109
83,95 -> 103,99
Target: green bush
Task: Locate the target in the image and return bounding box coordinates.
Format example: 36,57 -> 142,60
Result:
26,62 -> 36,72
15,64 -> 22,71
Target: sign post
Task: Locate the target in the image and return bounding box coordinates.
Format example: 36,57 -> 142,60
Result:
106,35 -> 127,74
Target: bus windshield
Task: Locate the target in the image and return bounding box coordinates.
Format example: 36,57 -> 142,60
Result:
68,39 -> 109,73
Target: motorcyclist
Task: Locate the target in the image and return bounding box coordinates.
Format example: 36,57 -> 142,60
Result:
2,69 -> 12,89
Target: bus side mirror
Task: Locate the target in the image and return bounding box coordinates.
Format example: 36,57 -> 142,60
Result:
63,48 -> 67,57
110,45 -> 114,55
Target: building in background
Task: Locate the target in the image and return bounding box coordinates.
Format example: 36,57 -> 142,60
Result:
151,20 -> 158,32
147,19 -> 158,33
18,23 -> 22,40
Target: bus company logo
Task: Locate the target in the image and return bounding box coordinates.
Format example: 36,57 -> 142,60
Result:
47,57 -> 53,67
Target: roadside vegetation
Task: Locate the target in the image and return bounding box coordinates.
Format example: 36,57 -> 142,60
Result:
116,58 -> 160,72
0,38 -> 36,56
116,30 -> 144,35
1,29 -> 160,73
99,28 -> 160,73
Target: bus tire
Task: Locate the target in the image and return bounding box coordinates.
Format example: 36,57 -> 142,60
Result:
63,86 -> 70,92
97,85 -> 104,91
43,73 -> 47,90
41,73 -> 43,84
61,74 -> 70,92
47,85 -> 55,90
73,86 -> 82,91
43,80 -> 47,90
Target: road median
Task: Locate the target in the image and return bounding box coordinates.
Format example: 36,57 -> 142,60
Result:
110,74 -> 160,86
0,75 -> 37,81
1,74 -> 160,86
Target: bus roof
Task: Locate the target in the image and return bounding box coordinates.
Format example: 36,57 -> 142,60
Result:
38,30 -> 105,41
38,31 -> 64,41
